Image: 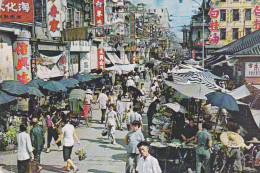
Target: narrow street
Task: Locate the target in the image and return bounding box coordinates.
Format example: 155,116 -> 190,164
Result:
0,80 -> 151,173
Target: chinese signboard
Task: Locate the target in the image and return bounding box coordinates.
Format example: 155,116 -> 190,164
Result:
13,40 -> 31,84
132,52 -> 136,64
245,62 -> 260,77
254,6 -> 260,30
97,48 -> 105,69
47,0 -> 61,37
129,13 -> 135,38
0,43 -> 14,82
0,0 -> 33,22
94,0 -> 104,37
208,7 -> 220,44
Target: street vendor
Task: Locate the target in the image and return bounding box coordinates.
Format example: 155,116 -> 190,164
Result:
181,118 -> 199,143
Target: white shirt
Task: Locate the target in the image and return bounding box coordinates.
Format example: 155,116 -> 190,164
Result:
17,132 -> 33,161
126,79 -> 135,87
62,123 -> 75,147
134,76 -> 140,83
110,95 -> 117,105
117,100 -> 123,114
151,86 -> 156,94
106,110 -> 118,126
136,155 -> 162,173
85,94 -> 93,104
130,112 -> 142,123
97,93 -> 108,109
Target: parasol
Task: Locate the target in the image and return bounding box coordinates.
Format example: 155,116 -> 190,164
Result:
220,131 -> 244,148
27,87 -> 44,97
73,73 -> 94,82
69,89 -> 86,101
1,80 -> 28,96
58,78 -> 79,88
206,92 -> 239,111
0,91 -> 17,105
39,81 -> 67,92
162,102 -> 188,114
27,79 -> 45,89
128,86 -> 144,96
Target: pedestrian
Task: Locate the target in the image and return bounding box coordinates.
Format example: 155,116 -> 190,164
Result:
125,121 -> 145,173
116,95 -> 124,131
126,76 -> 136,87
195,122 -> 212,173
150,84 -> 156,98
136,141 -> 162,173
130,107 -> 143,131
126,104 -> 133,131
30,118 -> 44,172
17,124 -> 34,173
181,118 -> 199,143
109,91 -> 117,108
147,99 -> 160,133
53,118 -> 80,173
46,110 -> 62,153
134,73 -> 140,88
140,83 -> 146,103
97,90 -> 109,124
133,97 -> 145,115
84,89 -> 93,121
122,76 -> 128,98
105,104 -> 120,144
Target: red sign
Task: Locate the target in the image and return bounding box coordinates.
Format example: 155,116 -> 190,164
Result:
195,40 -> 210,46
208,7 -> 219,18
97,48 -> 105,69
192,50 -> 196,59
254,6 -> 260,17
209,20 -> 219,31
208,33 -> 219,44
129,13 -> 135,38
254,18 -> 260,30
94,0 -> 104,37
0,0 -> 34,23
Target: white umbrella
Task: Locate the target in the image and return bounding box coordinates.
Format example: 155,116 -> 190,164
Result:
162,102 -> 188,114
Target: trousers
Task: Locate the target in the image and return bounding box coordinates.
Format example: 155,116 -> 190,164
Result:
125,153 -> 140,173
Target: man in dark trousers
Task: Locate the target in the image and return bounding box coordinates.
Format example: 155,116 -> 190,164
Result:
147,99 -> 160,133
31,118 -> 45,173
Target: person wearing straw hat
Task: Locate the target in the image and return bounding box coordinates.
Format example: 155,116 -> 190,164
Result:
220,124 -> 253,172
195,122 -> 212,173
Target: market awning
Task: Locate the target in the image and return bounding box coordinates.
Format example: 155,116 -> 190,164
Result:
106,52 -> 123,64
36,65 -> 64,79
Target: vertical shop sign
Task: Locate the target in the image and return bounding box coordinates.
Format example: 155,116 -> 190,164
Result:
208,7 -> 220,44
97,48 -> 105,69
31,58 -> 36,72
132,52 -> 136,64
94,0 -> 104,37
47,0 -> 61,37
13,41 -> 31,84
129,13 -> 135,38
0,0 -> 34,22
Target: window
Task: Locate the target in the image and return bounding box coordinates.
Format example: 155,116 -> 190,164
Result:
84,62 -> 89,69
233,28 -> 239,40
66,7 -> 73,28
74,10 -> 81,27
245,28 -> 251,35
198,31 -> 201,39
221,0 -> 226,2
220,29 -> 226,40
220,10 -> 226,21
34,0 -> 46,23
233,9 -> 239,21
245,9 -> 251,20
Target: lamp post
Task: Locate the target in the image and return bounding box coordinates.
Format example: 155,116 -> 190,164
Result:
191,0 -> 205,71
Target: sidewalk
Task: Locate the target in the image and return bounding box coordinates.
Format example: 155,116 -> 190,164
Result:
0,79 -> 151,173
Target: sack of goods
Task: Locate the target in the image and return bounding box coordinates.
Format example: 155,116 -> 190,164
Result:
101,129 -> 108,136
75,149 -> 87,161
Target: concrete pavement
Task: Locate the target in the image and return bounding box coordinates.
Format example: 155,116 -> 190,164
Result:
0,80 -> 151,173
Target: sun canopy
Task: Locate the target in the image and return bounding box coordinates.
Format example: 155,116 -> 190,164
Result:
106,52 -> 123,64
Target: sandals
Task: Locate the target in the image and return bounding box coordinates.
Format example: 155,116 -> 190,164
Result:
73,167 -> 79,173
63,166 -> 70,171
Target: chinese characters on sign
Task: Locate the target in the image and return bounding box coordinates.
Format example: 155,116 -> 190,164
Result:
208,7 -> 220,44
31,58 -> 37,72
253,6 -> 260,30
245,62 -> 260,77
94,0 -> 104,37
47,0 -> 61,37
129,13 -> 135,39
0,0 -> 33,22
97,48 -> 105,69
132,52 -> 136,64
13,41 -> 31,84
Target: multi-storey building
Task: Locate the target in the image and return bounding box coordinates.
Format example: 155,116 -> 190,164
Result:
209,0 -> 259,47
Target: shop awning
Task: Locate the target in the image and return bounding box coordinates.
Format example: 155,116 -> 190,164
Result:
37,65 -> 64,79
106,52 -> 123,64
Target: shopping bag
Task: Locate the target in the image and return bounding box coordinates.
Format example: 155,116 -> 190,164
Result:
101,129 -> 107,136
27,161 -> 38,173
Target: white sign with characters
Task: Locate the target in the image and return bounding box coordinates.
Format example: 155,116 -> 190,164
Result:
245,62 -> 260,77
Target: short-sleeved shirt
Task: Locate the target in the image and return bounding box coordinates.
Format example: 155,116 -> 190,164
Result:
117,101 -> 123,114
130,112 -> 142,123
97,93 -> 108,109
195,128 -> 212,155
136,155 -> 162,173
106,110 -> 118,126
62,123 -> 75,147
183,125 -> 199,139
125,130 -> 144,154
256,151 -> 260,159
85,94 -> 93,105
17,132 -> 33,161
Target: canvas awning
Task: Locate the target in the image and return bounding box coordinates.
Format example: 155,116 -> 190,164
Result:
37,65 -> 64,79
106,52 -> 123,64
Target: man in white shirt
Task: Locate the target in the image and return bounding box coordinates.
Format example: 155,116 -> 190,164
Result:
85,89 -> 93,105
97,90 -> 109,124
130,107 -> 143,131
136,141 -> 162,173
53,118 -> 80,172
17,124 -> 34,173
134,74 -> 140,88
126,77 -> 136,87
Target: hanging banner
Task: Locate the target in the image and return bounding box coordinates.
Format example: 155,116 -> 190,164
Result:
0,43 -> 14,82
97,48 -> 105,69
47,0 -> 61,37
13,40 -> 31,84
132,52 -> 136,64
0,0 -> 34,23
129,13 -> 135,38
94,0 -> 104,37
